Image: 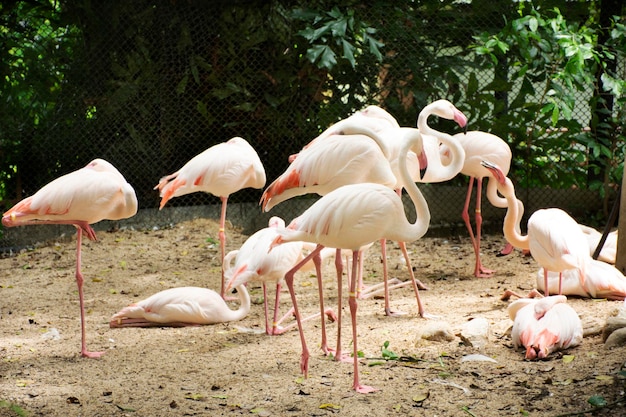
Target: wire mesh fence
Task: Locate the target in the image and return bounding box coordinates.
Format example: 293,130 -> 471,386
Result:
1,1 -> 621,250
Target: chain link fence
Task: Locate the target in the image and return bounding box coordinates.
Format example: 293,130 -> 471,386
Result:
1,1 -> 621,250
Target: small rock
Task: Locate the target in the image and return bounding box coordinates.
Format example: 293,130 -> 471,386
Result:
601,316 -> 626,342
458,317 -> 489,348
418,321 -> 455,342
604,327 -> 626,348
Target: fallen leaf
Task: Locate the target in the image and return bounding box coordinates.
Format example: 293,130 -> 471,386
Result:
588,395 -> 607,407
184,393 -> 204,401
562,355 -> 575,364
319,403 -> 341,410
412,391 -> 430,403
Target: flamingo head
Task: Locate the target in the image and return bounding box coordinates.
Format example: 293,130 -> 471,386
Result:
480,160 -> 506,184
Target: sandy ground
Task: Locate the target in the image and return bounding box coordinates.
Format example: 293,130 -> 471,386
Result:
1,217 -> 625,417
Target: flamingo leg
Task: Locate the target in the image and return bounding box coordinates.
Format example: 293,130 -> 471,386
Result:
218,196 -> 229,299
474,179 -> 495,277
284,245 -> 325,377
543,268 -> 550,297
349,250 -> 377,393
332,248 -> 351,363
74,228 -> 104,358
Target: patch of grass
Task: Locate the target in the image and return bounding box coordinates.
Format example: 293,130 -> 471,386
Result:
0,400 -> 29,417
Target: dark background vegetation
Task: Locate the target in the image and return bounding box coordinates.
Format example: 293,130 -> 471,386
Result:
0,0 -> 625,243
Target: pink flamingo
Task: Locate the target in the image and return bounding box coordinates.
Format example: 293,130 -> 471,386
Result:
109,284 -> 250,327
2,159 -> 138,358
155,137 -> 266,299
506,293 -> 583,360
579,224 -> 617,264
270,127 -> 431,393
482,161 -> 589,296
444,131 -> 518,277
287,105 -> 400,162
223,216 -> 336,337
537,258 -> 626,300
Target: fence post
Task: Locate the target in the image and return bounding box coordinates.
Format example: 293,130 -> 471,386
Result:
615,162 -> 626,274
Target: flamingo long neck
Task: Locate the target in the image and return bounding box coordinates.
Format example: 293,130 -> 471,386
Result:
499,177 -> 530,250
226,284 -> 251,321
395,130 -> 431,241
417,112 -> 464,180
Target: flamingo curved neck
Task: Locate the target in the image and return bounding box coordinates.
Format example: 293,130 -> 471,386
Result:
417,108 -> 465,181
396,131 -> 431,241
499,178 -> 530,250
336,122 -> 390,159
229,284 -> 251,321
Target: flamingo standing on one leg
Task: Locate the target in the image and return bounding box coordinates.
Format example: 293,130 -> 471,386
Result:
109,284 -> 250,327
270,127 -> 431,393
223,216 -> 336,338
154,137 -> 266,299
2,159 -> 138,358
482,161 -> 589,296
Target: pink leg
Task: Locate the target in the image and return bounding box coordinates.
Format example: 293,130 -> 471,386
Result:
284,245 -> 325,377
558,272 -> 563,296
333,249 -> 351,363
474,179 -> 494,277
218,196 -> 229,299
349,251 -> 377,393
543,268 -> 550,297
263,283 -> 271,335
75,229 -> 104,358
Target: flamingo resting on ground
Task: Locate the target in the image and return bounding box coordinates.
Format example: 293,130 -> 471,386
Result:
109,285 -> 250,327
536,258 -> 626,300
270,126 -> 431,393
2,159 -> 138,358
482,161 -> 589,296
506,292 -> 583,360
154,137 -> 266,299
223,216 -> 336,337
579,224 -> 617,264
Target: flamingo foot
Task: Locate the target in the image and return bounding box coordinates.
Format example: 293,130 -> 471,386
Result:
300,350 -> 310,377
384,307 -> 408,317
474,266 -> 495,278
419,311 -> 441,320
82,350 -> 105,359
498,242 -> 514,256
355,384 -> 379,394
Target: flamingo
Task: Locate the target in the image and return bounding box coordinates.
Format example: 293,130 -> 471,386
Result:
223,216 -> 336,337
482,161 -> 589,296
2,159 -> 138,358
507,293 -> 583,360
287,105 -> 400,162
154,137 -> 266,299
443,131 -> 519,277
537,259 -> 626,300
269,126 -> 431,393
109,285 -> 250,327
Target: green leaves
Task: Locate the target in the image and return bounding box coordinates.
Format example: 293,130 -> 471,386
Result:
294,6 -> 384,70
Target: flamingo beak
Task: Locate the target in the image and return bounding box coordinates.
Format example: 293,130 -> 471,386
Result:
453,108 -> 468,134
418,151 -> 428,180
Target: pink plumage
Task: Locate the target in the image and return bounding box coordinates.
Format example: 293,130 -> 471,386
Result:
3,158 -> 138,358
155,137 -> 266,298
109,285 -> 250,327
508,295 -> 583,359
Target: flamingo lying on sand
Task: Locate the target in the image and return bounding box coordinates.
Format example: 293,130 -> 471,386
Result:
2,159 -> 138,358
504,291 -> 583,360
109,285 -> 250,327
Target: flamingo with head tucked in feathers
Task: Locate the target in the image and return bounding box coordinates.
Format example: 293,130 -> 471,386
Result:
2,159 -> 138,358
269,126 -> 431,393
154,137 -> 266,299
506,293 -> 583,360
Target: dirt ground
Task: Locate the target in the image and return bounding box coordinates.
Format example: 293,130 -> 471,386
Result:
1,217 -> 625,417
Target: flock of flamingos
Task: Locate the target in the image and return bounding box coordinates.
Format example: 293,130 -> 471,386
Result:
3,99 -> 626,393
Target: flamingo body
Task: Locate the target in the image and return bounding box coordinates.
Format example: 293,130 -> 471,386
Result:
155,137 -> 266,298
2,158 -> 138,358
509,295 -> 583,359
109,285 -> 250,327
537,258 -> 626,300
579,224 -> 617,264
